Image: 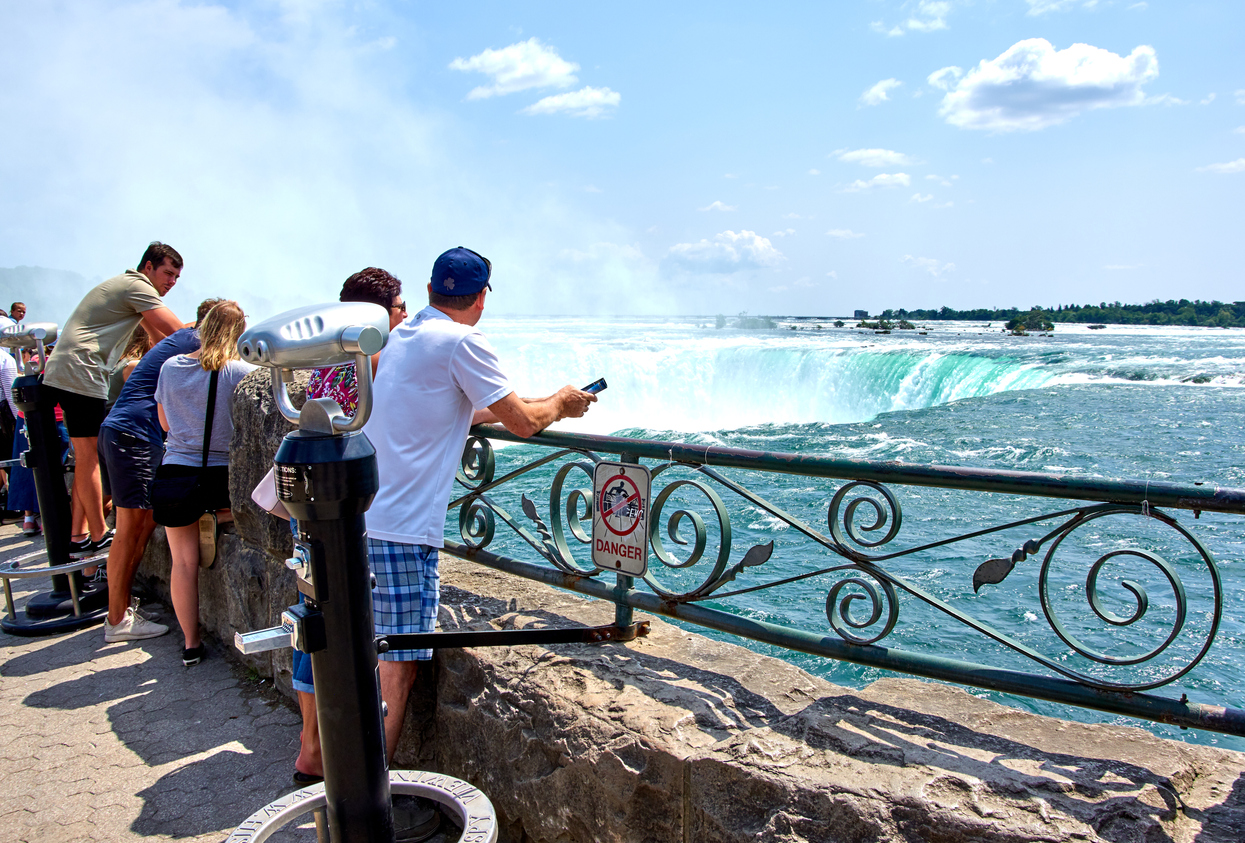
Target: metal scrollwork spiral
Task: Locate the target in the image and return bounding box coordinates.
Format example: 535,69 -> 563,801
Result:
644,478 -> 732,600
825,568 -> 899,645
456,436 -> 495,490
546,461 -> 599,576
1037,507 -> 1221,690
458,495 -> 495,550
827,481 -> 903,559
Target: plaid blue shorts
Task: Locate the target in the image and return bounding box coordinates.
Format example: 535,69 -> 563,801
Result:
369,538 -> 439,661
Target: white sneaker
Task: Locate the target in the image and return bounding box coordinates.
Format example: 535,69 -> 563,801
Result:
104,601 -> 169,642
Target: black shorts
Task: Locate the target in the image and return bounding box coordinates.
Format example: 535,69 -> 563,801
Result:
98,427 -> 165,510
151,463 -> 231,528
42,385 -> 108,438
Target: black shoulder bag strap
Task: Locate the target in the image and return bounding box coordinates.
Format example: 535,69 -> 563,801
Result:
200,369 -> 220,469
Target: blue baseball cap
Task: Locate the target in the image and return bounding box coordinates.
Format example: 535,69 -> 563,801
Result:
431,247 -> 492,296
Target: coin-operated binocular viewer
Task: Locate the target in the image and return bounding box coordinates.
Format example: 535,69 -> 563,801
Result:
228,303 -> 497,843
0,322 -> 109,635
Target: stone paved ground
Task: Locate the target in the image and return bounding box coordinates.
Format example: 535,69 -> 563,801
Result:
0,518 -> 309,842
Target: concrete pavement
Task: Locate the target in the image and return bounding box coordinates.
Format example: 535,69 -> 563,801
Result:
0,518 -> 310,842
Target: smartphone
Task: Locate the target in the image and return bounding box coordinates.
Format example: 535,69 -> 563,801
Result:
582,378 -> 608,394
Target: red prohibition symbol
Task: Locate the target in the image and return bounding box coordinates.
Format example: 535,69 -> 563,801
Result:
598,473 -> 643,537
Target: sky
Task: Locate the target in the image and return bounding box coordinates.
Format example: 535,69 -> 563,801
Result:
1,0 -> 1242,320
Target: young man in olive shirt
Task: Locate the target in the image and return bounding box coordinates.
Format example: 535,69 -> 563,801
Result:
42,242 -> 186,557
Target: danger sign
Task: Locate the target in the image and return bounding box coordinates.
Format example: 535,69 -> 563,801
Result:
592,461 -> 650,577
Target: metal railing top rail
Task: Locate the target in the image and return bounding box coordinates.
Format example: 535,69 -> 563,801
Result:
472,424 -> 1245,514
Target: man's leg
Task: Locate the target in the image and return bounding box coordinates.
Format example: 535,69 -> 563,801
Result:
295,690 -> 323,778
378,659 -> 419,765
69,435 -> 107,541
105,507 -> 156,625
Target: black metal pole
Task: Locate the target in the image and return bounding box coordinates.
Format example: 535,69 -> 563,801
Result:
275,428 -> 394,843
11,373 -> 72,569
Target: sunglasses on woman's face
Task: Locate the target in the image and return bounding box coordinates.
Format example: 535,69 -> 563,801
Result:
391,299 -> 407,313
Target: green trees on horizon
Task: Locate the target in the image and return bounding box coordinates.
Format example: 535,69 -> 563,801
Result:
880,299 -> 1245,328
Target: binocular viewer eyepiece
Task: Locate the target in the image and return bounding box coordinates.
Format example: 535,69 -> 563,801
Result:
1,322 -> 59,376
237,302 -> 390,436
0,322 -> 58,349
237,303 -> 388,370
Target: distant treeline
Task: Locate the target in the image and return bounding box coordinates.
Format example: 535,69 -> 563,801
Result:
880,300 -> 1245,328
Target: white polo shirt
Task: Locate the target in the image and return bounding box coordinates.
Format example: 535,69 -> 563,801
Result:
363,306 -> 513,547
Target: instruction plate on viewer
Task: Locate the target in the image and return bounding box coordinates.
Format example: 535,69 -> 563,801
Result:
592,461 -> 650,577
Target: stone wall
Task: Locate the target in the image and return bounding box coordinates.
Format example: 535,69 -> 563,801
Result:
136,369 -> 1245,842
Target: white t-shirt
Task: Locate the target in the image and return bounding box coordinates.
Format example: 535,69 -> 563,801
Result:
364,306 -> 513,547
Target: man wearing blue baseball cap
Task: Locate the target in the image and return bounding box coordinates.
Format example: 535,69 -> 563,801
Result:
362,247 -> 596,775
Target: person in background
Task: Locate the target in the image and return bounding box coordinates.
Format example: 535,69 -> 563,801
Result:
8,303 -> 26,322
153,301 -> 254,666
0,349 -> 17,513
99,299 -> 222,644
5,345 -> 70,536
41,242 -> 186,559
292,268 -> 406,786
105,327 -> 152,412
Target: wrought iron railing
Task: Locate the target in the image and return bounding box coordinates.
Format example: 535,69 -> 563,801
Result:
446,425 -> 1245,738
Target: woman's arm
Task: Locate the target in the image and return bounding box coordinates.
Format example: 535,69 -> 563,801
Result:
157,403 -> 170,433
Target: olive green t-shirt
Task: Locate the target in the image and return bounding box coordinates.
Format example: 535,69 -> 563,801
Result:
43,270 -> 165,399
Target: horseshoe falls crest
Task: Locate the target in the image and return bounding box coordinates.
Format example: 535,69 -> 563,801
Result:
471,317 -> 1245,750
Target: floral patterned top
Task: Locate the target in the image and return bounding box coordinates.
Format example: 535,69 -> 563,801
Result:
306,363 -> 358,418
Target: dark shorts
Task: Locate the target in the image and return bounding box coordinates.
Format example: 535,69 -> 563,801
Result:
151,463 -> 231,527
43,385 -> 108,438
97,427 -> 164,510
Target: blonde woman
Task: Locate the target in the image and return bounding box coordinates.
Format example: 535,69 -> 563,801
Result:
152,301 -> 255,665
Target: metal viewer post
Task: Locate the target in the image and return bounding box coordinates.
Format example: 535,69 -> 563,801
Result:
235,302 -> 394,842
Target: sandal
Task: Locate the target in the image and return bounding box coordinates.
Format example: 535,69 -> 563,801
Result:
292,770 -> 324,787
198,512 -> 217,568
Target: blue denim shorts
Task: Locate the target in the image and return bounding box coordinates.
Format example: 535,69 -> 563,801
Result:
369,538 -> 439,662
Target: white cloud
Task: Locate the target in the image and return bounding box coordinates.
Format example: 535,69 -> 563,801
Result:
871,1 -> 951,36
826,270 -> 838,279
932,39 -> 1159,132
826,229 -> 865,239
860,78 -> 902,106
450,38 -> 578,99
699,200 -> 737,212
907,1 -> 951,31
1201,93 -> 1216,105
842,173 -> 911,191
1197,159 -> 1245,174
837,148 -> 917,167
772,228 -> 796,237
584,184 -> 602,193
902,255 -> 955,276
1025,0 -> 1098,14
925,173 -> 958,186
1237,90 -> 1245,105
910,193 -> 934,203
724,173 -> 738,179
664,230 -> 784,274
522,86 -> 619,118
1234,126 -> 1245,135
783,212 -> 802,219
808,168 -> 821,175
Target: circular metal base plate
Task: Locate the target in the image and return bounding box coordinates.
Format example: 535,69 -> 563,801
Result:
226,770 -> 498,843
